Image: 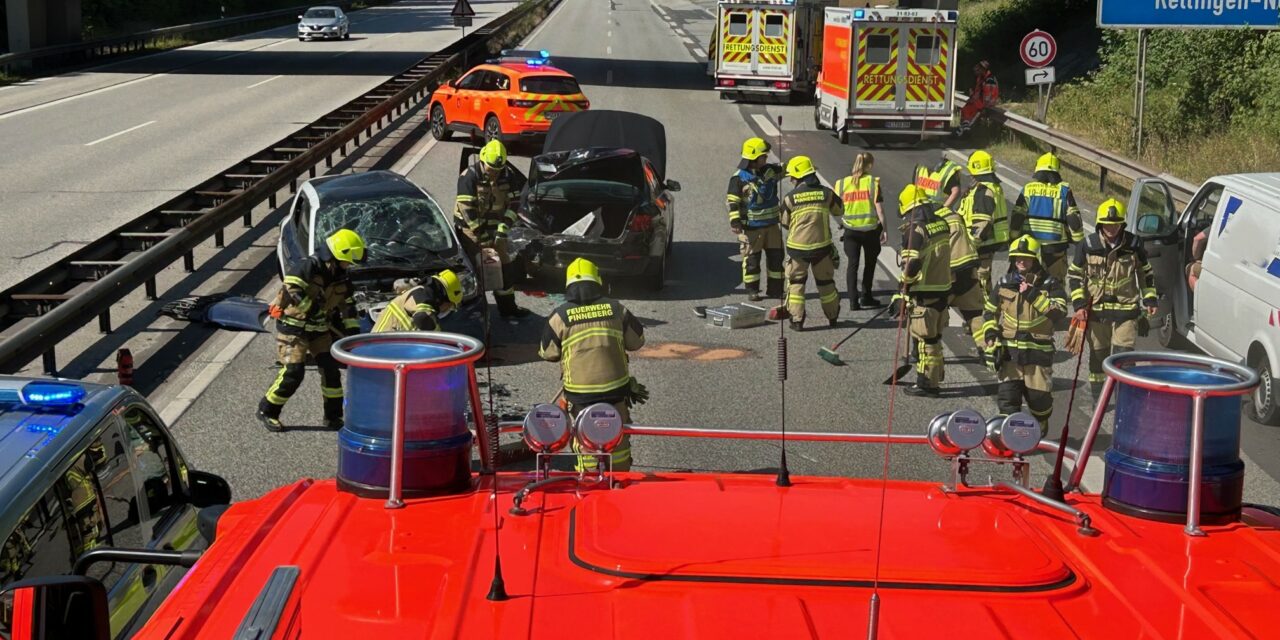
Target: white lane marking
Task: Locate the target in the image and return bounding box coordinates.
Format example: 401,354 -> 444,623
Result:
693,48 -> 706,58
246,75 -> 283,89
608,31 -> 613,37
0,74 -> 161,121
158,317 -> 260,426
607,70 -> 614,84
607,45 -> 613,55
332,50 -> 352,58
84,120 -> 156,146
681,37 -> 695,45
392,135 -> 439,175
751,113 -> 779,138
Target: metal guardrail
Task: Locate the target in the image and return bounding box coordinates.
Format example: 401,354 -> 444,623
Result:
957,92 -> 1200,209
0,3 -> 348,76
0,0 -> 552,374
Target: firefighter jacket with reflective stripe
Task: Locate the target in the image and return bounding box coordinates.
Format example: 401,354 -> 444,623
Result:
539,286 -> 645,404
273,254 -> 358,336
372,285 -> 442,332
1067,230 -> 1158,320
832,174 -> 881,231
455,161 -> 527,243
780,176 -> 842,258
982,269 -> 1067,366
938,206 -> 980,273
1012,172 -> 1084,250
958,178 -> 1009,255
899,205 -> 952,302
914,161 -> 961,204
726,161 -> 783,228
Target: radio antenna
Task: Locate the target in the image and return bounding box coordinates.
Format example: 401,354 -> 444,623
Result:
774,114 -> 791,488
471,187 -> 507,601
1043,277 -> 1091,501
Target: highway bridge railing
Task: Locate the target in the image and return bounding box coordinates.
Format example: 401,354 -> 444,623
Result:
0,3 -> 355,77
956,92 -> 1200,209
0,0 -> 554,374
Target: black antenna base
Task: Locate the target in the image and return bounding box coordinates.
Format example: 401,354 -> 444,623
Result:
486,556 -> 509,601
775,452 -> 792,487
1040,475 -> 1065,502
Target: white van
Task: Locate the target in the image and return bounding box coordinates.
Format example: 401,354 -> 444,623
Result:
1129,173 -> 1280,424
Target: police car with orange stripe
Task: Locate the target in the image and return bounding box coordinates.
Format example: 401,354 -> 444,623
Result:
428,50 -> 589,144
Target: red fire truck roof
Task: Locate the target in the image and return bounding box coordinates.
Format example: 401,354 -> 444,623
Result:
136,472 -> 1280,638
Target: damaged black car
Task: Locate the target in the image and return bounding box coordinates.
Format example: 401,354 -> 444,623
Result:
507,110 -> 680,290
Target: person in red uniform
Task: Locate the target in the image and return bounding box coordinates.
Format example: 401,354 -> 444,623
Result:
957,61 -> 999,136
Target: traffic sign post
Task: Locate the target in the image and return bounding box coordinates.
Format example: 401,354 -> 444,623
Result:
1021,30 -> 1057,123
451,0 -> 476,34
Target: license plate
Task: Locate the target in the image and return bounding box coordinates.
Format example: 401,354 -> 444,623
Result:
747,80 -> 767,86
544,111 -> 562,121
883,121 -> 912,129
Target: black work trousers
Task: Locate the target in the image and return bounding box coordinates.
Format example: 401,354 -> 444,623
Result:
841,228 -> 882,301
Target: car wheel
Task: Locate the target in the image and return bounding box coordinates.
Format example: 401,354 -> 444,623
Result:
430,104 -> 453,141
814,104 -> 825,130
1252,356 -> 1280,425
644,253 -> 667,291
1156,312 -> 1188,349
483,115 -> 502,144
343,29 -> 350,40
299,36 -> 306,41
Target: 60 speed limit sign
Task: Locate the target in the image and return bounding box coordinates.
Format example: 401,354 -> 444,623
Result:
1020,30 -> 1057,69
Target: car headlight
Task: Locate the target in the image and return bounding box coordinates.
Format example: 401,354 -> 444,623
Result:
460,271 -> 478,299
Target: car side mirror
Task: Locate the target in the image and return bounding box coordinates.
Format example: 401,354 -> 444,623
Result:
1135,213 -> 1168,237
665,179 -> 682,192
188,469 -> 232,507
1,576 -> 110,640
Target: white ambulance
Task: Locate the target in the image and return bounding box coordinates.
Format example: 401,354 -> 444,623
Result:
709,0 -> 832,102
813,6 -> 958,142
1131,173 -> 1280,424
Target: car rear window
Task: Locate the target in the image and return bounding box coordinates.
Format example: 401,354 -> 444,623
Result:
520,76 -> 582,95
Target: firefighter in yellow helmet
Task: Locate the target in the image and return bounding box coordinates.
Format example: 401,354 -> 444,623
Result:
892,185 -> 952,396
259,229 -> 365,432
455,139 -> 530,318
726,137 -> 785,301
957,150 -> 1009,292
1067,198 -> 1159,395
982,236 -> 1068,433
778,155 -> 844,329
540,258 -> 646,471
937,182 -> 985,355
1011,152 -> 1084,282
913,154 -> 963,209
372,270 -> 464,332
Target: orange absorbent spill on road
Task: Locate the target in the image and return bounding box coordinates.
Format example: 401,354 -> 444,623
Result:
635,342 -> 751,361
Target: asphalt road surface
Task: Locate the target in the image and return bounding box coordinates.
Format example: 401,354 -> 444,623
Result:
0,0 -> 519,290
154,0 -> 1280,508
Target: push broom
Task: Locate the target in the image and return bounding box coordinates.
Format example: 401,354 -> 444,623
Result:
818,305 -> 890,365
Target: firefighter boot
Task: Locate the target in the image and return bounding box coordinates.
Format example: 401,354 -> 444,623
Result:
495,292 -> 531,319
323,397 -> 345,431
257,398 -> 284,433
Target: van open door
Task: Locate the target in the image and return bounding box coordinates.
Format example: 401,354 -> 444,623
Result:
1127,178 -> 1186,343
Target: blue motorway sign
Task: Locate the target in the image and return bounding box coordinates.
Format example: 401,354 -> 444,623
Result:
1099,0 -> 1280,29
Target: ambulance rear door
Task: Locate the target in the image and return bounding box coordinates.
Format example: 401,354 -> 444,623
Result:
902,24 -> 953,115
752,7 -> 794,79
851,22 -> 901,113
717,5 -> 755,76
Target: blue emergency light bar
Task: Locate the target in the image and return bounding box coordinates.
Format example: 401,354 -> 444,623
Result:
496,49 -> 552,65
0,380 -> 87,407
854,9 -> 865,19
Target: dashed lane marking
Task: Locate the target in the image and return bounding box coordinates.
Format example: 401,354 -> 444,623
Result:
85,120 -> 156,146
246,75 -> 283,89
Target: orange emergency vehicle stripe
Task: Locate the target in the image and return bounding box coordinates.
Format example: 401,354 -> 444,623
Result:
522,93 -> 586,122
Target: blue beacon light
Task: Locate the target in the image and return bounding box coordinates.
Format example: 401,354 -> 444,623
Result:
854,9 -> 865,19
21,382 -> 86,406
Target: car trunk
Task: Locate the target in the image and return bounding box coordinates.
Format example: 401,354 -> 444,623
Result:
523,179 -> 637,240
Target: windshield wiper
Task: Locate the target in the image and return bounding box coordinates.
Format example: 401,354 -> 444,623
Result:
363,234 -> 452,259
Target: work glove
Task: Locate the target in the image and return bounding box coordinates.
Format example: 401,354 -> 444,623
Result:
1136,316 -> 1150,338
268,304 -> 283,319
1143,297 -> 1159,316
628,378 -> 649,406
830,246 -> 840,270
889,294 -> 908,320
730,220 -> 744,235
982,343 -> 1005,374
496,222 -> 511,238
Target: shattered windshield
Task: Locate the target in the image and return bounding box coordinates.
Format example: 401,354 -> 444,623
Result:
314,195 -> 454,266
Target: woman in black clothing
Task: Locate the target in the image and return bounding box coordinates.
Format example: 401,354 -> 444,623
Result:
833,153 -> 888,310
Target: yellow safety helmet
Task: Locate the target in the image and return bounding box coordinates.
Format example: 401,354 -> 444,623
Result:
741,137 -> 771,161
326,229 -> 367,264
1035,152 -> 1060,173
786,155 -> 816,179
432,269 -> 464,306
1096,198 -> 1127,226
898,184 -> 930,214
479,139 -> 508,168
1008,236 -> 1042,262
566,257 -> 602,287
968,150 -> 995,175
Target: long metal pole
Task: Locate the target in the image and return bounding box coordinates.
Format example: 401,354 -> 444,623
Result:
1066,376 -> 1115,491
1184,392 -> 1208,536
386,364 -> 407,509
1135,29 -> 1148,157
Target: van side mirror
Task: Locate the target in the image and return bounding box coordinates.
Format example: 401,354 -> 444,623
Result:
188,470 -> 232,507
1,576 -> 109,640
1135,213 -> 1170,237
